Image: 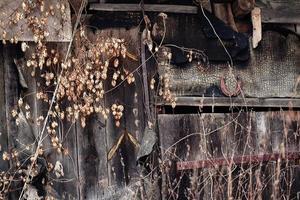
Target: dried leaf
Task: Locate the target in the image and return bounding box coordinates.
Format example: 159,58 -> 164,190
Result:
108,133 -> 125,161
142,28 -> 153,52
127,132 -> 140,148
142,28 -> 147,43
54,161 -> 64,178
158,12 -> 168,19
126,51 -> 138,61
143,15 -> 151,27
152,23 -> 159,37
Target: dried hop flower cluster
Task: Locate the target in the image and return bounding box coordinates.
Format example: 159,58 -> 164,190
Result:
111,103 -> 124,127
55,36 -> 127,127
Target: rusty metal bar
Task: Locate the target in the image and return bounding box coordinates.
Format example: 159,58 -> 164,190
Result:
177,152 -> 300,170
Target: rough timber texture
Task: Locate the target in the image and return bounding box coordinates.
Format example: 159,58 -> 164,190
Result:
0,44 -> 8,171
0,28 -> 147,200
158,112 -> 300,200
0,44 -> 80,199
257,0 -> 300,24
3,45 -> 23,199
0,2 -> 300,199
75,27 -> 146,199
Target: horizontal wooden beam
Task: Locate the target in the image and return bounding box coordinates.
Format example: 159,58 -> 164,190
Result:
89,3 -> 300,24
177,151 -> 300,170
89,3 -> 198,14
156,97 -> 300,108
257,1 -> 300,24
261,7 -> 300,24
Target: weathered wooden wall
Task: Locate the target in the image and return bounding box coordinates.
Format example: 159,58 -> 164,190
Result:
76,27 -> 146,199
0,1 -> 300,199
0,27 -> 146,199
158,112 -> 300,199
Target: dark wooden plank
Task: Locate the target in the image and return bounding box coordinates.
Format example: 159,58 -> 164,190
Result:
70,30 -> 109,199
254,112 -> 273,199
141,41 -> 151,121
281,111 -> 300,152
51,44 -> 80,200
0,44 -> 8,171
101,27 -> 145,192
19,43 -> 80,199
4,44 -> 21,199
122,27 -> 145,184
22,44 -> 41,151
157,97 -> 300,108
268,111 -> 300,199
101,28 -> 128,188
4,45 -> 20,152
90,3 -> 198,14
52,123 -> 80,200
158,114 -> 206,199
76,115 -> 108,199
159,112 -> 300,160
76,27 -> 143,199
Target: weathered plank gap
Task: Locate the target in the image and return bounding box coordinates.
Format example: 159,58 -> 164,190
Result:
0,45 -> 9,171
141,39 -> 151,121
74,122 -> 82,200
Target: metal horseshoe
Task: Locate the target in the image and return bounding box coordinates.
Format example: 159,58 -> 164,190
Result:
220,75 -> 242,97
